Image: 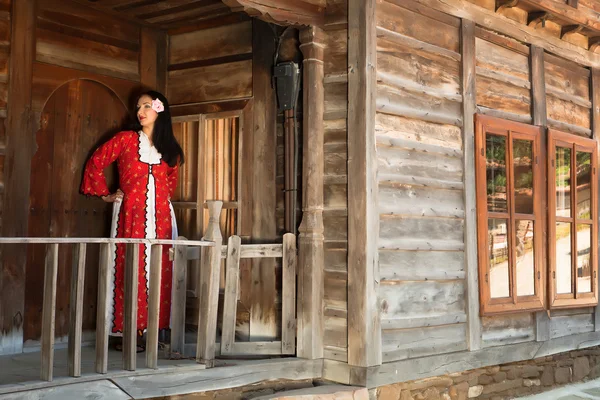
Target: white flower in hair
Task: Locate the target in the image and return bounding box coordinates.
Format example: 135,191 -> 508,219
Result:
152,98 -> 164,113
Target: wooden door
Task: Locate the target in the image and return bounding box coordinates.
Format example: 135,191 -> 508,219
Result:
25,79 -> 128,342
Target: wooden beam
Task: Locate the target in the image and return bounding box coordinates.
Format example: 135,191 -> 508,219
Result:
531,45 -> 551,342
461,19 -> 482,351
561,24 -> 584,38
409,0 -> 600,68
95,243 -> 112,374
140,27 -> 168,93
590,37 -> 600,52
123,244 -> 140,372
348,0 -> 381,368
40,244 -> 58,381
496,0 -> 519,12
145,245 -> 163,370
528,11 -> 550,27
568,0 -> 578,8
297,25 -> 325,360
592,68 -> 600,331
68,244 -> 86,377
222,0 -> 325,26
0,0 -> 36,356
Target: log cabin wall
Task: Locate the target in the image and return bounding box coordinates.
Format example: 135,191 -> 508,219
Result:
375,0 -> 468,363
0,0 -> 10,234
322,0 -> 349,363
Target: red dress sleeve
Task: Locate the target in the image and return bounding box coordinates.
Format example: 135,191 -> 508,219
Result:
167,162 -> 179,200
80,131 -> 130,197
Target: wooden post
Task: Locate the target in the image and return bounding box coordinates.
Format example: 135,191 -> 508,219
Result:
68,243 -> 86,377
0,0 -> 36,356
281,233 -> 297,354
531,45 -> 551,341
40,243 -> 58,381
197,200 -> 223,367
95,243 -> 112,374
140,27 -> 168,93
146,244 -> 163,369
348,0 -> 381,368
123,244 -> 140,371
592,68 -> 600,331
170,239 -> 187,355
297,25 -> 325,360
221,235 -> 242,355
461,19 -> 482,351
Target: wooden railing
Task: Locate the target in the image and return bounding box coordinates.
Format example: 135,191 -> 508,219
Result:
0,200 -> 298,382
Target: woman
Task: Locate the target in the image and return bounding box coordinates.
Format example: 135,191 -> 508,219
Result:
81,91 -> 184,351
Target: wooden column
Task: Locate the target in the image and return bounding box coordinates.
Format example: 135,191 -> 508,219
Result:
140,27 -> 167,93
250,19 -> 278,340
531,45 -> 551,341
297,26 -> 325,360
461,19 -> 482,351
0,0 -> 36,355
348,0 -> 381,368
591,68 -> 600,331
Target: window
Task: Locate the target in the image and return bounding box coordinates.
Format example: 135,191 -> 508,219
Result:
475,115 -> 545,314
548,129 -> 598,308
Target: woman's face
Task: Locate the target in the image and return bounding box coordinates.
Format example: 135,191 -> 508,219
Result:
136,94 -> 158,128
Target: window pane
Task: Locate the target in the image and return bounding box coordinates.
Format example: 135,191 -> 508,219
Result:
516,220 -> 535,296
486,135 -> 507,212
556,147 -> 571,218
513,140 -> 534,214
489,218 -> 510,298
577,224 -> 592,294
576,151 -> 592,220
556,222 -> 573,294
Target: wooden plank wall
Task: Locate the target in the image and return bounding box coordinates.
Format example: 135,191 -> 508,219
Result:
322,0 -> 349,363
167,20 -> 252,106
0,0 -> 10,233
36,0 -> 140,81
375,0 -> 468,363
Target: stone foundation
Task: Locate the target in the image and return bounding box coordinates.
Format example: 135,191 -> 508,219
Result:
374,347 -> 600,400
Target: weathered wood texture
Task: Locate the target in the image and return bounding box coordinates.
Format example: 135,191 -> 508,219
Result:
544,54 -> 592,136
167,21 -> 252,106
0,0 -> 30,356
222,0 -> 325,26
375,0 -> 467,363
348,0 -> 381,367
322,0 -> 350,364
36,0 -> 140,81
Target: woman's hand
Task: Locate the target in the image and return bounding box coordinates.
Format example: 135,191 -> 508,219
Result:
101,189 -> 124,203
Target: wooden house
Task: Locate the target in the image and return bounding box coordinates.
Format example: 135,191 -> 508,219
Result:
3,0 -> 600,399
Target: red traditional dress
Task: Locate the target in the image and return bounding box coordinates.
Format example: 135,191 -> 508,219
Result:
81,130 -> 179,334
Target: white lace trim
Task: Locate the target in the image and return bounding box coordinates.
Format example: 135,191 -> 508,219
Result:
138,131 -> 162,165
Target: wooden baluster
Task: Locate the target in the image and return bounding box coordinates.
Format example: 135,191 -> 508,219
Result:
123,244 -> 140,371
96,243 -> 112,374
170,238 -> 187,355
197,200 -> 223,367
281,233 -> 297,354
68,243 -> 86,377
221,235 -> 242,355
146,244 -> 163,369
41,243 -> 59,381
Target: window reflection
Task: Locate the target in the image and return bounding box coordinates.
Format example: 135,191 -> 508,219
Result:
556,147 -> 571,217
489,218 -> 510,298
486,135 -> 507,212
555,222 -> 572,294
515,220 -> 535,296
513,140 -> 534,214
577,224 -> 592,294
576,152 -> 592,220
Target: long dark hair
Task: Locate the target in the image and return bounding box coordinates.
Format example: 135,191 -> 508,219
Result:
132,90 -> 184,167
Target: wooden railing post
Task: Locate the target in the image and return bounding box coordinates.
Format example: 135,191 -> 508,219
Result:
68,243 -> 86,377
95,243 -> 112,374
281,233 -> 297,354
170,238 -> 187,355
146,244 -> 163,369
123,244 -> 140,371
41,243 -> 59,381
197,200 -> 223,367
221,235 -> 242,355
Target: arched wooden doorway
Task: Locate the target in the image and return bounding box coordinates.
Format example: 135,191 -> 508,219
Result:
24,79 -> 129,343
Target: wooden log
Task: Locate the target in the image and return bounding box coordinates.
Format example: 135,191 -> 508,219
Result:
197,201 -> 223,367
68,243 -> 86,377
348,0 -> 380,367
0,0 -> 35,356
40,243 -> 59,381
146,245 -> 163,370
592,68 -> 600,331
123,244 -> 140,371
297,25 -> 326,360
531,45 -> 551,342
281,233 -> 297,354
170,239 -> 187,355
95,243 -> 112,374
462,20 -> 481,351
221,235 -> 242,355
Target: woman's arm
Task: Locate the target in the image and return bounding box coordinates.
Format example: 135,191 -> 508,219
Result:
80,131 -> 129,198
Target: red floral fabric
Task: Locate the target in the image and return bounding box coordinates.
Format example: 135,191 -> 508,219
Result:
81,130 -> 178,333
